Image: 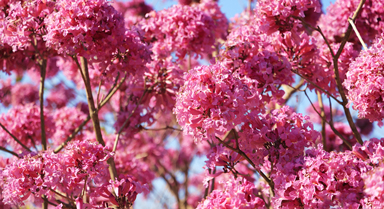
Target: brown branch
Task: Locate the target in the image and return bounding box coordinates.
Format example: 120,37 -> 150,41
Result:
54,73 -> 127,153
293,71 -> 343,105
79,56 -> 105,146
0,146 -> 19,158
332,0 -> 366,145
39,59 -> 47,151
348,18 -> 368,50
304,90 -> 352,149
317,91 -> 327,150
215,130 -> 275,196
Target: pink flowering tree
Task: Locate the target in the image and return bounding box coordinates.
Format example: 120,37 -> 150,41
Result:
1,0 -> 384,208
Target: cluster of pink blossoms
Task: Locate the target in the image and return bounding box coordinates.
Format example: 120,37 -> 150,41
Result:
271,145 -> 371,208
174,63 -> 262,141
197,176 -> 266,209
142,3 -> 227,59
0,103 -> 55,152
316,0 -> 384,47
44,0 -> 125,61
0,80 -> 39,107
254,0 -> 321,33
239,106 -> 319,169
1,0 -> 55,50
221,25 -> 293,103
344,35 -> 384,125
1,139 -> 112,206
112,0 -> 153,27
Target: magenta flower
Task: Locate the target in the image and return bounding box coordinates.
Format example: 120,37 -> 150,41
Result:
174,63 -> 262,142
344,35 -> 384,125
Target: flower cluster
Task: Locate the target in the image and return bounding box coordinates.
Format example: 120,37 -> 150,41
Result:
46,84 -> 75,109
221,25 -> 293,103
1,139 -> 112,206
239,106 -> 319,169
0,80 -> 39,107
51,107 -> 87,146
197,176 -> 266,209
1,0 -> 56,50
344,36 -> 384,125
96,175 -> 149,208
112,0 -> 153,27
44,0 -> 125,62
142,4 -> 227,59
0,103 -> 55,152
174,64 -> 262,142
254,0 -> 322,34
316,0 -> 384,47
272,145 -> 371,208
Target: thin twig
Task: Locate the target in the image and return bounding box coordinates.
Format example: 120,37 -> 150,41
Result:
317,91 -> 327,150
293,71 -> 343,105
0,146 -> 19,158
304,90 -> 352,149
215,131 -> 275,196
0,122 -> 31,151
54,73 -> 127,153
348,18 -> 368,50
113,90 -> 148,153
332,0 -> 366,145
142,126 -> 183,132
96,80 -> 103,109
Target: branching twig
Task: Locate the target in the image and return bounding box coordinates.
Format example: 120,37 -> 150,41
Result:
0,122 -> 31,152
293,71 -> 343,105
0,146 -> 19,158
54,73 -> 127,153
113,89 -> 148,153
317,91 -> 327,150
348,18 -> 368,50
215,130 -> 275,196
304,91 -> 352,149
331,0 -> 366,145
142,126 -> 183,132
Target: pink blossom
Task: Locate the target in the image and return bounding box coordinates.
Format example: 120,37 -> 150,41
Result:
315,0 -> 384,47
272,145 -> 371,208
44,0 -> 125,62
254,0 -> 321,34
221,25 -> 293,104
112,0 -> 153,27
197,176 -> 266,209
142,4 -> 226,59
46,84 -> 75,109
344,36 -> 384,124
0,103 -> 55,152
51,107 -> 87,146
174,63 -> 263,142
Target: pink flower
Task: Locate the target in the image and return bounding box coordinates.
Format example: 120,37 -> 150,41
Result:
174,63 -> 262,142
142,4 -> 227,59
254,0 -> 321,34
344,35 -> 384,124
197,176 -> 266,209
44,0 -> 125,62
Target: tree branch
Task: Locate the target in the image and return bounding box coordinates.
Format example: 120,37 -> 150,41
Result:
332,0 -> 366,145
54,73 -> 127,153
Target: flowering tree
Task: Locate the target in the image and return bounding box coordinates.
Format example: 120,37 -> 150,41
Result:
0,0 -> 384,208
